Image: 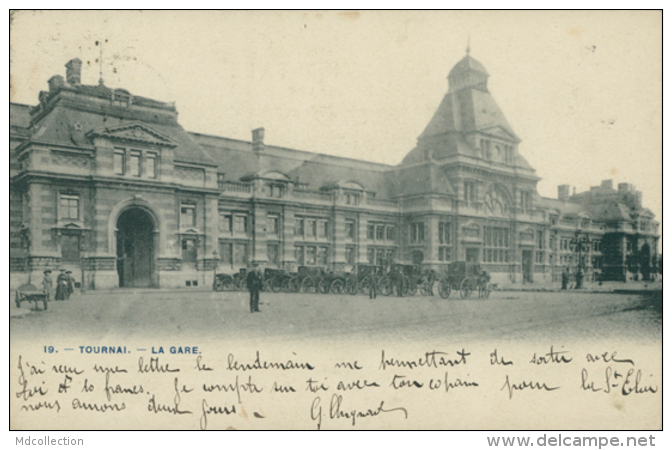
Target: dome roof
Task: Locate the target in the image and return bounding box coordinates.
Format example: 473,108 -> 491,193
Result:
448,55 -> 489,78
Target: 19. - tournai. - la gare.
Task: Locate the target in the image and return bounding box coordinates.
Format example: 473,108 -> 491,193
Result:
9,51 -> 660,291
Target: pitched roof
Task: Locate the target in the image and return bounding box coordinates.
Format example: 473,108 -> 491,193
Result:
29,106 -> 216,166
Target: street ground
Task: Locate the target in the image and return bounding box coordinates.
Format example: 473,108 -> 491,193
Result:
10,285 -> 661,344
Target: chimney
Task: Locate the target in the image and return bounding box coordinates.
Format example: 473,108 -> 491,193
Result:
252,127 -> 265,153
65,58 -> 82,85
558,184 -> 570,202
601,179 -> 613,189
48,75 -> 65,93
618,182 -> 631,194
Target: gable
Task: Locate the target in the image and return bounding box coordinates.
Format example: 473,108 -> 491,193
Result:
87,122 -> 177,148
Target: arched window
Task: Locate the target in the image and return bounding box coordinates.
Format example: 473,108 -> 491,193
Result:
484,184 -> 511,216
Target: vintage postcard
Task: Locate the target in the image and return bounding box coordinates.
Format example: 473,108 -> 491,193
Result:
9,10 -> 662,432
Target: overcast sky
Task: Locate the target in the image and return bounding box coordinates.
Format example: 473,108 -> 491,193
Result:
10,10 -> 661,229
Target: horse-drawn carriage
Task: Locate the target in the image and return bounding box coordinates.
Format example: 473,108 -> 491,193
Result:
213,268 -> 248,291
438,261 -> 490,299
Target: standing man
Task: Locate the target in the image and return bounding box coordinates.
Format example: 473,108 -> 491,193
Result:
369,266 -> 378,299
247,264 -> 262,313
561,266 -> 569,290
396,266 -> 405,297
428,269 -> 437,296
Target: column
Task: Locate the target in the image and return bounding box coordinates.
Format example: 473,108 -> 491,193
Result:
281,206 -> 296,271
356,212 -> 369,264
251,203 -> 268,265
332,211 -> 346,271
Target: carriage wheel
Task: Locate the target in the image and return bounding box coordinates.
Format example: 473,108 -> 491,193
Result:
331,279 -> 345,294
380,277 -> 393,296
460,278 -> 474,299
438,279 -> 451,299
479,283 -> 491,299
318,278 -> 330,294
263,278 -> 273,292
406,278 -> 418,296
358,277 -> 370,294
302,276 -> 316,293
347,279 -> 359,295
271,277 -> 283,293
420,281 -> 431,297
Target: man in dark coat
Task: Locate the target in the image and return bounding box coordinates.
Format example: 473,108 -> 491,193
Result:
369,267 -> 378,299
561,267 -> 569,290
246,265 -> 262,313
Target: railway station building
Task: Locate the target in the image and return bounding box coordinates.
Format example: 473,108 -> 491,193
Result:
9,54 -> 660,290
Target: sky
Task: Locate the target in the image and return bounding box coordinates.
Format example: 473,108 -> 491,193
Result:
9,10 -> 662,232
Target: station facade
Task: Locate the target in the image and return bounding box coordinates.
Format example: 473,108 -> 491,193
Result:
9,54 -> 659,290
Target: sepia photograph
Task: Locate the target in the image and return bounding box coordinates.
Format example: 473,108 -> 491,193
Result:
8,10 -> 662,433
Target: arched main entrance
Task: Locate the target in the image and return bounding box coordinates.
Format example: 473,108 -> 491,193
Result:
116,208 -> 155,287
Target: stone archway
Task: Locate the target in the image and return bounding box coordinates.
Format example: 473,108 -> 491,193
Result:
116,208 -> 155,287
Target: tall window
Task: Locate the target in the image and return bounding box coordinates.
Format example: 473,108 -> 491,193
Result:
376,225 -> 385,241
537,231 -> 544,249
317,247 -> 329,265
521,191 -> 532,211
146,153 -> 158,178
345,246 -> 355,266
410,222 -> 425,243
267,244 -> 279,266
344,192 -> 360,205
180,204 -> 196,228
219,242 -> 233,266
464,181 -> 476,203
267,215 -> 279,235
367,248 -> 375,264
233,215 -> 248,234
386,226 -> 395,241
367,224 -> 375,240
306,219 -> 316,238
130,151 -> 141,177
438,221 -> 451,244
295,218 -> 304,236
318,220 -> 329,238
306,246 -> 316,265
182,239 -> 197,263
438,247 -> 451,262
59,194 -> 79,220
483,225 -> 510,263
219,213 -> 232,233
234,243 -> 248,265
295,246 -> 305,265
345,220 -> 355,240
114,149 -> 125,175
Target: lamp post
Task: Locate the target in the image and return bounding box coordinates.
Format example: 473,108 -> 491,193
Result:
569,230 -> 591,289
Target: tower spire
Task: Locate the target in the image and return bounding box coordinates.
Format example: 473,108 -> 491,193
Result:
466,35 -> 471,55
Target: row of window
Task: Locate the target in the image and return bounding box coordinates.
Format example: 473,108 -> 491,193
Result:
114,148 -> 158,178
295,245 -> 329,266
295,217 -> 330,239
366,222 -> 396,242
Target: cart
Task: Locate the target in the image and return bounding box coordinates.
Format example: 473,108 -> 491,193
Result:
438,261 -> 483,299
15,283 -> 49,310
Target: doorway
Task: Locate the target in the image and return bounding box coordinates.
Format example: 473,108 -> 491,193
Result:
116,208 -> 155,287
522,250 -> 533,283
466,248 -> 480,263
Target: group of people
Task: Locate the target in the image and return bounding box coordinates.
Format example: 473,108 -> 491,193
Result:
243,263 -> 492,313
41,268 -> 75,301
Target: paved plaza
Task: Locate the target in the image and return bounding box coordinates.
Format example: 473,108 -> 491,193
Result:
10,285 -> 662,344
